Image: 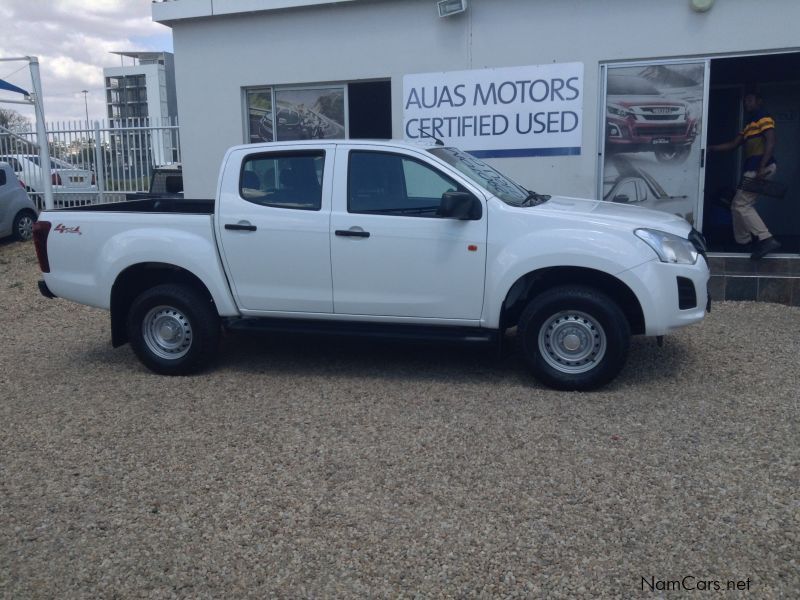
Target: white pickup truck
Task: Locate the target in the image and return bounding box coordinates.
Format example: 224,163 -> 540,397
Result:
34,140 -> 709,390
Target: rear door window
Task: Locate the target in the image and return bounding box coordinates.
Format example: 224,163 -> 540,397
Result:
239,151 -> 325,210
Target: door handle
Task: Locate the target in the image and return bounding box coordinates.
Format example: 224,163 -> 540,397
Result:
335,229 -> 370,238
225,223 -> 257,232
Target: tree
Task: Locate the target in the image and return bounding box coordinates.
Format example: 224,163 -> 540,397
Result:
0,109 -> 31,132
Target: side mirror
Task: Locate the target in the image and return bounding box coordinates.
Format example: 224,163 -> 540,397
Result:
613,194 -> 630,203
438,191 -> 481,220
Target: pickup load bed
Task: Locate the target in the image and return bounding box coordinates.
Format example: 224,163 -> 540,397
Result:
33,139 -> 709,390
65,197 -> 213,214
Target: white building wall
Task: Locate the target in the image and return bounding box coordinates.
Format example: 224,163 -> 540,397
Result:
163,0 -> 800,198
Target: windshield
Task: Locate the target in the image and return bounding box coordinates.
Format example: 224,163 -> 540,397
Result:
428,147 -> 531,206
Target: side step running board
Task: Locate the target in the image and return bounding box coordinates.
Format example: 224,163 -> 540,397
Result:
224,317 -> 498,344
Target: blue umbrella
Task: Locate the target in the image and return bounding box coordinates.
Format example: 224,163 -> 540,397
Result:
0,78 -> 29,96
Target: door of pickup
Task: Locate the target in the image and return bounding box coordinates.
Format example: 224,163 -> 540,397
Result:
330,147 -> 487,320
216,147 -> 334,313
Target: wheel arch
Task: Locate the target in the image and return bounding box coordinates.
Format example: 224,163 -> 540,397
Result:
499,266 -> 645,335
110,262 -> 216,347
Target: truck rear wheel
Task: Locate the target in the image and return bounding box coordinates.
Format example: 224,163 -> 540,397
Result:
127,284 -> 220,375
517,286 -> 630,391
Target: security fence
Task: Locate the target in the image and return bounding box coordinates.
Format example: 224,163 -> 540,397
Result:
0,117 -> 180,210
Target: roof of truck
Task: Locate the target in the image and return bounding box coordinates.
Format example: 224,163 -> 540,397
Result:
232,139 -> 442,153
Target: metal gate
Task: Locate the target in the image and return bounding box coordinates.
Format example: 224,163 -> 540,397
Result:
0,117 -> 181,210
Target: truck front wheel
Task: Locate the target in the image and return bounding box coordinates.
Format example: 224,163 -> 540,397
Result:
517,286 -> 630,391
127,284 -> 220,375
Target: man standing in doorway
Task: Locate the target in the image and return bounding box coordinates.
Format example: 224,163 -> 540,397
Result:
709,91 -> 780,259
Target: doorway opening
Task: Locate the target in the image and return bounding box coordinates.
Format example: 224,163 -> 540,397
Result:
703,52 -> 800,253
348,80 -> 392,139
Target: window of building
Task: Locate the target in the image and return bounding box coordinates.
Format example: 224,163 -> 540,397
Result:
239,151 -> 325,211
348,81 -> 392,139
347,151 -> 463,217
246,88 -> 273,143
244,80 -> 391,143
274,87 -> 345,141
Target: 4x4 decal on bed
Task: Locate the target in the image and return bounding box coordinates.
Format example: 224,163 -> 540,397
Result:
53,224 -> 82,235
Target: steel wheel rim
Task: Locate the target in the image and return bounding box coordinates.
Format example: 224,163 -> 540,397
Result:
538,310 -> 607,374
17,215 -> 34,240
142,305 -> 192,360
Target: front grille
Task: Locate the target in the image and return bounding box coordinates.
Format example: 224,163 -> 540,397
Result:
688,228 -> 708,261
677,277 -> 697,310
640,106 -> 680,114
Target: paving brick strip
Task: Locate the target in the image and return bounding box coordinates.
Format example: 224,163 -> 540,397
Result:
1,239 -> 798,598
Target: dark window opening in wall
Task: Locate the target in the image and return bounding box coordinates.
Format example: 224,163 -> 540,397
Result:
348,81 -> 392,139
704,52 -> 800,253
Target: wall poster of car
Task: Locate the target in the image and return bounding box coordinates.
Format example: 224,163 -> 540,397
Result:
246,86 -> 347,143
274,88 -> 346,141
603,63 -> 705,224
247,88 -> 274,143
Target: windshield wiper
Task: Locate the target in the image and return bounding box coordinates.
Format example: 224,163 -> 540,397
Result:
520,189 -> 551,206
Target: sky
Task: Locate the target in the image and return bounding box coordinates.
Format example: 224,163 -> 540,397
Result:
0,0 -> 173,126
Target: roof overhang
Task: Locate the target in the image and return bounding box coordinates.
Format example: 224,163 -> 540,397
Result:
152,0 -> 362,25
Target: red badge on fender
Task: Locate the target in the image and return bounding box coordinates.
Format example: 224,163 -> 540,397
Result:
54,224 -> 82,235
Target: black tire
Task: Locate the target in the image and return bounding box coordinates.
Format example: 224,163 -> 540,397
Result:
127,284 -> 220,375
654,146 -> 691,164
12,209 -> 37,242
517,286 -> 630,391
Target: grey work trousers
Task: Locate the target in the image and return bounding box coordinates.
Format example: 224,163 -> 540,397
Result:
731,163 -> 777,244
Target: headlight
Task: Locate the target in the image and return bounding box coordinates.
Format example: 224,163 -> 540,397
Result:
607,104 -> 631,118
635,228 -> 698,264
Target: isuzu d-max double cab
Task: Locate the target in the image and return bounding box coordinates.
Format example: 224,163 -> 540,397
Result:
33,140 -> 709,390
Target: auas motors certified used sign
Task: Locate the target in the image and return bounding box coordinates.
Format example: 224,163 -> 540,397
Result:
403,63 -> 583,158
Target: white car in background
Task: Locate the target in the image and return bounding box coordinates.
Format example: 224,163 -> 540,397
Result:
0,154 -> 96,193
0,162 -> 37,241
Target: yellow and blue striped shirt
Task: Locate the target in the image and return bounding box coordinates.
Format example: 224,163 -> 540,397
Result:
740,109 -> 776,171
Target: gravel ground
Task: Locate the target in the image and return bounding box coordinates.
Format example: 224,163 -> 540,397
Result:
1,238 -> 798,599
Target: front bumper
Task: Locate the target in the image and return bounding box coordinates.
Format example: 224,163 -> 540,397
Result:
606,117 -> 697,147
618,257 -> 710,336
